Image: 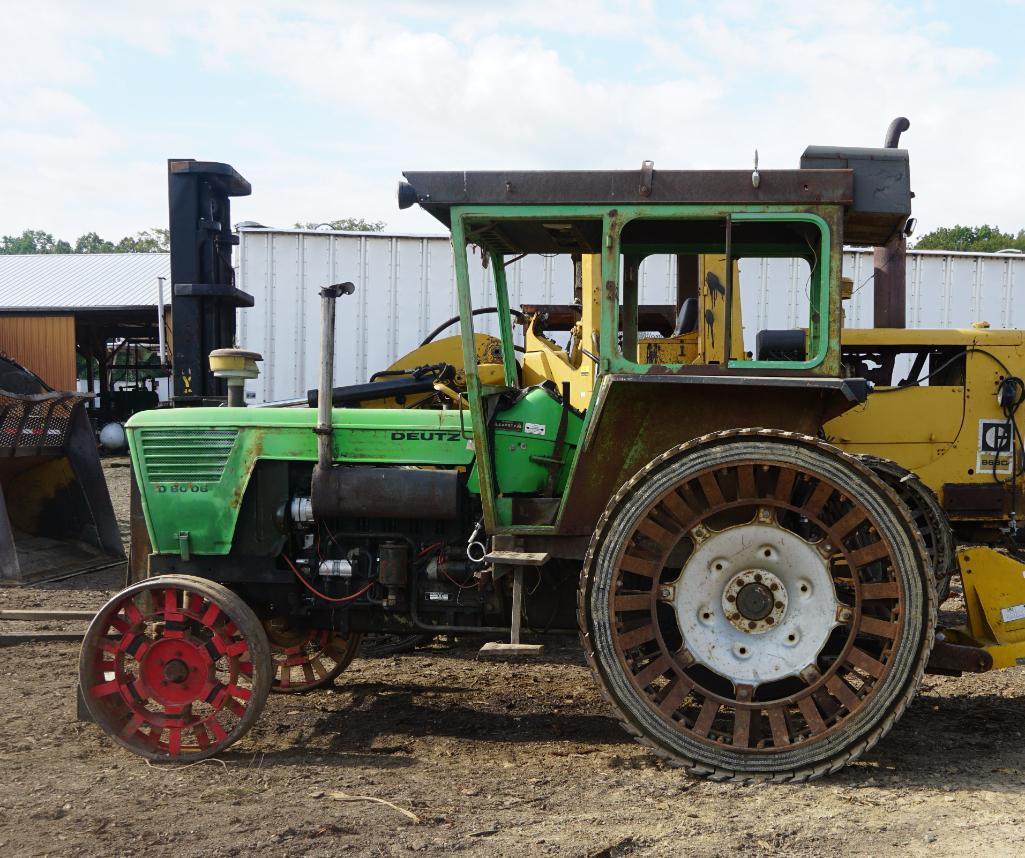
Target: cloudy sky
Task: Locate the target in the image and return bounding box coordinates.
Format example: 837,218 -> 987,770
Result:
2,0 -> 1023,241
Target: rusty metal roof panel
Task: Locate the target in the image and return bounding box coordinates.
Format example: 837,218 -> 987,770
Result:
0,253 -> 170,310
401,168 -> 855,227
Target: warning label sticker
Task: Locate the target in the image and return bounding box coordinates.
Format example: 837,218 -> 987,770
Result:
1000,602 -> 1025,624
494,419 -> 524,432
977,418 -> 1013,476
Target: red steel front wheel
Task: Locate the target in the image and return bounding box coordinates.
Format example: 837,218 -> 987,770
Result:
79,575 -> 272,761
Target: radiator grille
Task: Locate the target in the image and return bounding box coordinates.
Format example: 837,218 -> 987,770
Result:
139,428 -> 238,483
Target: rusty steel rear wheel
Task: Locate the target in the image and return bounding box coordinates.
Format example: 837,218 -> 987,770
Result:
79,575 -> 272,762
857,455 -> 957,604
580,430 -> 935,783
265,621 -> 362,694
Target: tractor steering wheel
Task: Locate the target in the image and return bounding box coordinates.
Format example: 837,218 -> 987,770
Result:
419,307 -> 527,347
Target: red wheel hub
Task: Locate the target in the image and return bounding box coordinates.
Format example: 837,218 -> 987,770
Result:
138,638 -> 211,707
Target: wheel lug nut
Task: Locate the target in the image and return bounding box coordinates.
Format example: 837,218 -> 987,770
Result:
774,601 -> 784,609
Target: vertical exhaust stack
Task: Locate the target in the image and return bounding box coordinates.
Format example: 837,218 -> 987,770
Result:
873,117 -> 911,329
313,283 -> 356,472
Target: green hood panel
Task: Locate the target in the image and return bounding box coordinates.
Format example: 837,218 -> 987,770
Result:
127,407 -> 474,556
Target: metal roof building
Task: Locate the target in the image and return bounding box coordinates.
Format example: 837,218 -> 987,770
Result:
0,253 -> 169,311
0,253 -> 169,395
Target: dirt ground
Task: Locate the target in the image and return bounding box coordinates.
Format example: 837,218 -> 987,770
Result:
3,459 -> 1025,857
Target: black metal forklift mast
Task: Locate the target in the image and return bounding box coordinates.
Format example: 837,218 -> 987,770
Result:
167,159 -> 254,405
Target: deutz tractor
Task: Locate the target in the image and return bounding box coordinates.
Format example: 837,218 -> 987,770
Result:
82,131 -> 942,782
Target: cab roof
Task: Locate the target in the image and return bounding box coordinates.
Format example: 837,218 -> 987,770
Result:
400,145 -> 911,250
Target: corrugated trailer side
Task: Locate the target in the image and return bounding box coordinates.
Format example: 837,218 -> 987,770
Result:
236,227 -> 1025,404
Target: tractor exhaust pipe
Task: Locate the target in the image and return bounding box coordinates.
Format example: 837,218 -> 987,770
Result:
883,116 -> 910,149
873,116 -> 910,329
315,282 -> 355,470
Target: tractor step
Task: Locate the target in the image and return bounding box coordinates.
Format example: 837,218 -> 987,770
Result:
484,550 -> 551,566
478,641 -> 545,659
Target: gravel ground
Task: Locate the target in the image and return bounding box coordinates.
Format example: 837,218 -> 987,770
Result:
2,458 -> 1024,857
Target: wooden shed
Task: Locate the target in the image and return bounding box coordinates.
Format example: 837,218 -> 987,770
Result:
0,252 -> 170,396
0,314 -> 76,390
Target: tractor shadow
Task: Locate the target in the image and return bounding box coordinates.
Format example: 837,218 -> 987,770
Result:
245,641 -> 1025,790
807,687 -> 1025,793
249,641 -> 631,769
251,677 -> 630,771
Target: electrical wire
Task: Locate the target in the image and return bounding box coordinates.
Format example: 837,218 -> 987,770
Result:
992,377 -> 1025,528
869,348 -> 967,393
282,553 -> 374,603
863,344 -> 1025,533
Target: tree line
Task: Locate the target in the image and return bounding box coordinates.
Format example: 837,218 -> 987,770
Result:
912,225 -> 1025,253
2,222 -> 1020,254
0,219 -> 386,256
0,228 -> 170,254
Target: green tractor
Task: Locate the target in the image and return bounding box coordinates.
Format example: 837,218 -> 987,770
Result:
80,131 -> 937,782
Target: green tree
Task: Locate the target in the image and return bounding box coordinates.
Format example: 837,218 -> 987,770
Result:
0,227 -> 170,254
293,218 -> 386,232
74,232 -> 116,253
114,229 -> 169,253
913,224 -> 1025,253
0,229 -> 73,254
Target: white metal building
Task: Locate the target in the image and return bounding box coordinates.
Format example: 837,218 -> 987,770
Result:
235,227 -> 1025,405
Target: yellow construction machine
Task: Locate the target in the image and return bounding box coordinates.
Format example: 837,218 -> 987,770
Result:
355,242 -> 1025,678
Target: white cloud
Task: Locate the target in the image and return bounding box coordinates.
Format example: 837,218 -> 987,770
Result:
0,0 -> 1022,240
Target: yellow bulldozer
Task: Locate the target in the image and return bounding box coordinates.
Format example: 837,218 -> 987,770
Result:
358,236 -> 1025,676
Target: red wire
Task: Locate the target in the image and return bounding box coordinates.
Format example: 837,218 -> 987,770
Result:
282,554 -> 374,604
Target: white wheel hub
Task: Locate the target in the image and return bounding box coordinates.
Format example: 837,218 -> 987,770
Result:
672,516 -> 841,686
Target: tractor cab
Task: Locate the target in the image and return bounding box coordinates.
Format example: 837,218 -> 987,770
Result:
400,146 -> 911,535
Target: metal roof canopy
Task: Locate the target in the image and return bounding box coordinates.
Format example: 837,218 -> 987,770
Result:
401,145 -> 911,250
0,253 -> 169,311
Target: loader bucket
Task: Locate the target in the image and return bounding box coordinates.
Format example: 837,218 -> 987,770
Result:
0,357 -> 125,584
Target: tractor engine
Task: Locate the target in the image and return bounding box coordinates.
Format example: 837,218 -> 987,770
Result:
276,462 -> 498,635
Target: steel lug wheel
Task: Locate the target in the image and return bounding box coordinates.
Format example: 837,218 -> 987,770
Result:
580,430 -> 935,783
857,454 -> 957,603
264,620 -> 362,694
79,575 -> 272,761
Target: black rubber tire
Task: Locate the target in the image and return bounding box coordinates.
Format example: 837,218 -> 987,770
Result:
579,429 -> 936,783
79,574 -> 273,762
857,455 -> 957,603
